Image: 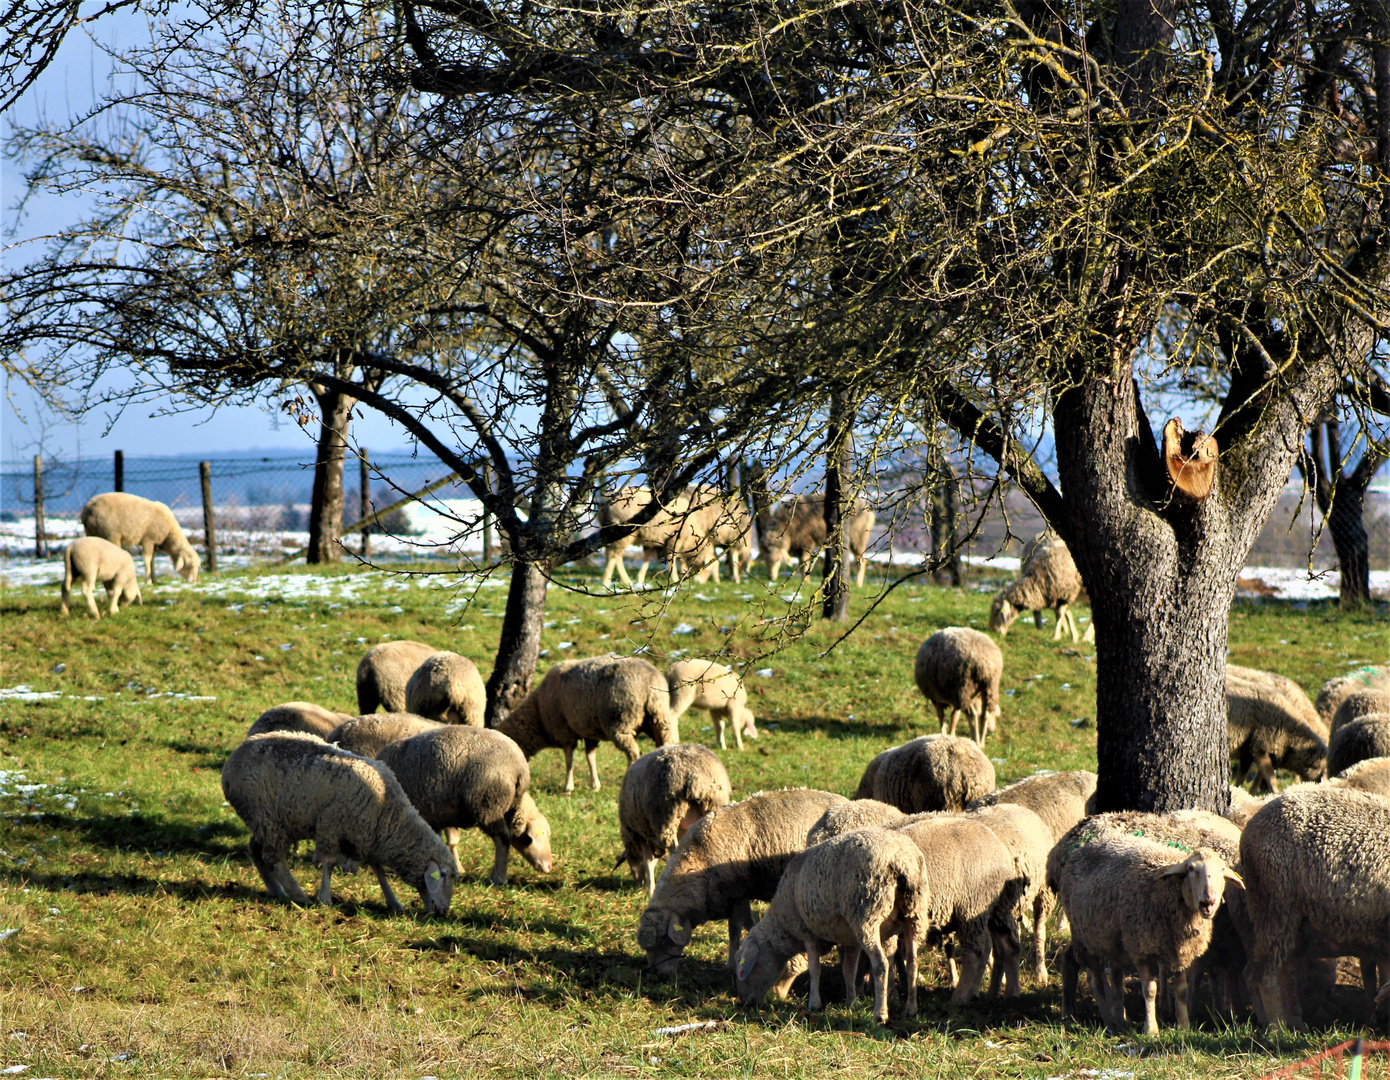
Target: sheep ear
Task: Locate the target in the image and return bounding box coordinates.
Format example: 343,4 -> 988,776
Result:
1159,858 -> 1192,878
1223,868 -> 1246,890
612,849 -> 629,870
667,917 -> 692,946
735,939 -> 758,981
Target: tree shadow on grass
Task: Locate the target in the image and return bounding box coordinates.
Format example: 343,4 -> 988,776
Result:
15,809 -> 246,860
775,714 -> 919,743
1,867 -> 267,903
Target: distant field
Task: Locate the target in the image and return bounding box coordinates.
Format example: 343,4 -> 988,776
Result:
0,561 -> 1385,1078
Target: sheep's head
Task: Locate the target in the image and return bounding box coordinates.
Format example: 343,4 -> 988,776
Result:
637,906 -> 692,977
175,543 -> 201,584
733,928 -> 784,1005
416,858 -> 456,916
1286,741 -> 1328,783
1161,418 -> 1218,501
988,593 -> 1019,634
511,793 -> 553,874
1160,847 -> 1243,919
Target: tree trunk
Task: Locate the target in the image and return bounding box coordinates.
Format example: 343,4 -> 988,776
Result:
307,386 -> 353,564
484,556 -> 549,726
1327,469 -> 1377,608
930,449 -> 962,587
821,391 -> 852,621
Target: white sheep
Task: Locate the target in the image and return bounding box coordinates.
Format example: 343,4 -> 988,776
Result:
853,735 -> 996,813
734,827 -> 929,1023
1336,756 -> 1390,796
220,731 -> 455,913
1332,688 -> 1390,735
666,659 -> 757,751
79,492 -> 200,584
598,486 -> 710,588
760,494 -> 876,586
965,801 -> 1056,989
327,713 -> 444,758
59,536 -> 142,619
495,655 -> 677,792
617,743 -> 732,895
404,651 -> 486,726
697,491 -> 754,584
914,628 -> 1003,745
356,640 -> 439,714
1316,665 -> 1390,728
988,531 -> 1092,643
1226,669 -> 1328,791
968,770 -> 1098,843
246,702 -> 352,740
376,726 -> 552,886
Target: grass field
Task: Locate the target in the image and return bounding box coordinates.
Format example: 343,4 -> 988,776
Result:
0,558 -> 1386,1079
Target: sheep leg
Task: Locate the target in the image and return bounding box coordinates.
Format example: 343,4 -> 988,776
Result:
951,921 -> 991,1003
948,708 -> 962,738
488,832 -> 511,887
805,940 -> 824,1011
1173,964 -> 1194,1030
716,718 -> 728,751
1254,755 -> 1281,795
727,899 -> 754,968
642,858 -> 657,897
898,924 -> 920,1019
1138,962 -> 1160,1034
863,939 -> 890,1023
441,827 -> 463,872
1061,945 -> 1079,1017
729,710 -> 744,751
263,848 -> 311,906
854,552 -> 868,587
318,863 -> 335,905
106,581 -> 122,617
1032,892 -> 1049,983
840,944 -> 862,1009
372,864 -> 405,913
971,701 -> 986,747
562,747 -> 577,793
143,541 -> 157,583
584,739 -> 604,790
84,580 -> 101,620
248,839 -> 286,899
934,703 -> 949,735
610,732 -> 641,766
944,939 -> 959,986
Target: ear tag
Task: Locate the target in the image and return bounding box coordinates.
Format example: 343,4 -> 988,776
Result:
429,870 -> 441,881
671,921 -> 683,934
737,955 -> 750,980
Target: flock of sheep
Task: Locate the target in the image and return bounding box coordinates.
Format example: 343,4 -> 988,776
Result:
46,488 -> 1390,1036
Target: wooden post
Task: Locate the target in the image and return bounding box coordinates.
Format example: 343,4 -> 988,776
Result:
359,451 -> 371,557
199,461 -> 217,575
33,455 -> 46,558
114,449 -> 124,492
481,460 -> 493,565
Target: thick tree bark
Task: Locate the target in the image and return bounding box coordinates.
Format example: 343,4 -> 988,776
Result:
483,556 -> 549,726
821,390 -> 852,621
307,385 -> 353,564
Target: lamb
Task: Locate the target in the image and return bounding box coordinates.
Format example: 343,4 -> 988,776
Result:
246,702 -> 352,740
327,713 -> 444,758
356,640 -> 439,714
1229,664 -> 1327,737
1241,786 -> 1390,1030
59,536 -> 142,619
1326,714 -> 1390,776
616,743 -> 732,896
1226,670 -> 1328,791
666,659 -> 757,751
966,802 -> 1056,989
1316,665 -> 1390,727
79,492 -> 200,584
495,655 -> 677,792
1336,756 -> 1390,796
376,726 -> 552,886
404,652 -> 486,726
1049,827 -> 1242,1033
1332,688 -> 1390,735
853,735 -> 996,813
734,827 -> 928,1023
967,770 -> 1098,843
987,531 -> 1090,643
760,494 -> 876,586
220,731 -> 454,914
636,787 -> 846,977
598,486 -> 705,588
913,628 -> 1004,745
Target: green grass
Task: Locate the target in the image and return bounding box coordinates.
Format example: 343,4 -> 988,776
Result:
0,560 -> 1386,1078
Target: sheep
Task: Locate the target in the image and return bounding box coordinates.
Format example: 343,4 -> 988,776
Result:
327,713 -> 444,758
636,787 -> 846,977
1327,714 -> 1390,777
404,652 -> 486,727
1226,671 -> 1328,792
914,628 -> 1004,746
375,726 -> 552,886
697,492 -> 753,584
356,640 -> 439,714
734,827 -> 929,1023
598,486 -> 705,588
1049,827 -> 1242,1033
1332,688 -> 1390,736
1228,664 -> 1327,737
1241,786 -> 1390,1031
987,531 -> 1090,643
246,702 -> 352,740
896,815 -> 1025,1002
79,492 -> 200,584
968,770 -> 1098,843
59,536 -> 142,619
495,655 -> 677,792
806,799 -> 910,846
220,731 -> 455,914
666,659 -> 757,751
760,495 -> 876,586
966,802 -> 1056,989
616,743 -> 732,896
1317,665 -> 1390,727
1337,756 -> 1390,796
853,735 -> 995,813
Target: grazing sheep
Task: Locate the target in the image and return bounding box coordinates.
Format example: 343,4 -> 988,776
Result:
598,486 -> 705,588
495,655 -> 676,792
914,628 -> 1004,745
1337,756 -> 1390,796
327,713 -> 444,758
854,735 -> 995,813
666,659 -> 757,751
697,492 -> 754,584
59,536 -> 142,619
1241,786 -> 1390,1031
1050,827 -> 1242,1033
220,732 -> 454,914
1226,671 -> 1328,792
760,495 -> 876,586
404,652 -> 486,727
376,726 -> 552,886
1327,714 -> 1390,777
896,815 -> 1025,1002
1228,665 -> 1328,738
987,531 -> 1089,643
968,770 -> 1098,843
246,702 -> 352,740
735,827 -> 929,1023
79,492 -> 200,584
356,640 -> 439,714
806,799 -> 911,846
617,743 -> 732,895
1333,689 -> 1390,736
966,802 -> 1056,989
1317,665 -> 1390,727
636,788 -> 847,977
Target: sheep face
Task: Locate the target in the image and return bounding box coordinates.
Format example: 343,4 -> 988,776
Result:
637,907 -> 692,976
512,796 -> 553,874
733,934 -> 783,1004
988,594 -> 1019,634
1161,849 -> 1242,919
175,545 -> 201,584
1287,742 -> 1328,783
414,859 -> 456,915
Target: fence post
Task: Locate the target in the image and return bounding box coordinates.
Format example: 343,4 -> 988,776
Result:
359,451 -> 371,557
481,460 -> 493,565
114,449 -> 124,492
200,461 -> 217,575
33,455 -> 46,558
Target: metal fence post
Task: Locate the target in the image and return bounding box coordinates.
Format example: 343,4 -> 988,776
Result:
481,460 -> 493,565
360,450 -> 371,557
114,449 -> 124,492
200,461 -> 217,575
33,455 -> 46,558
